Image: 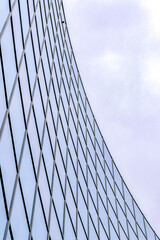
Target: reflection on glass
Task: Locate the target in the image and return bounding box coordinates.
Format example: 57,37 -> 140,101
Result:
0,1 -> 159,240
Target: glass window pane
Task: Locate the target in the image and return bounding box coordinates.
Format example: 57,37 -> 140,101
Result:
48,15 -> 56,50
97,177 -> 106,207
107,180 -> 116,210
38,63 -> 48,110
123,183 -> 134,214
45,29 -> 53,67
33,84 -> 44,140
0,0 -> 9,33
65,30 -> 71,61
109,221 -> 119,240
108,201 -> 118,233
50,204 -> 62,240
145,220 -> 155,240
67,152 -> 77,201
137,225 -> 146,240
59,101 -> 68,139
96,141 -> 104,167
89,195 -> 98,232
68,132 -> 77,170
28,109 -> 41,173
42,45 -> 50,89
19,0 -> 29,41
55,143 -> 66,192
128,224 -> 138,240
10,184 -> 29,239
0,119 -> 17,209
78,186 -> 88,233
69,111 -> 77,150
79,78 -> 86,109
116,185 -> 125,212
12,2 -> 23,65
78,140 -> 86,180
0,181 -> 7,237
117,202 -> 128,235
38,159 -> 51,221
60,82 -> 69,124
113,164 -> 123,194
32,193 -> 47,240
36,3 -> 44,49
25,34 -> 36,94
78,163 -> 87,202
71,80 -> 78,108
9,83 -> 25,161
20,140 -> 35,222
52,64 -> 60,103
32,18 -> 40,67
57,35 -> 63,62
57,118 -> 67,167
53,168 -> 64,231
71,78 -> 78,104
87,132 -> 95,163
77,215 -> 87,240
119,225 -> 128,240
72,54 -> 78,85
87,150 -> 96,183
64,207 -> 76,240
104,144 -> 113,174
46,104 -> 56,150
63,52 -> 71,87
28,0 -> 34,22
42,127 -> 54,187
97,155 -> 105,186
89,217 -> 98,240
99,221 -> 109,240
105,164 -> 114,190
0,59 -> 6,128
98,196 -> 109,235
70,96 -> 77,125
49,82 -> 58,126
19,57 -> 31,122
95,122 -> 103,151
88,170 -> 97,205
40,0 -> 46,31
66,181 -> 76,231
54,48 -> 61,88
78,125 -> 86,153
134,201 -> 145,234
1,20 -> 17,100
79,106 -> 86,137
126,206 -> 137,234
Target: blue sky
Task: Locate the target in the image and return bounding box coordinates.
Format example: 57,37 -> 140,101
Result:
64,0 -> 160,236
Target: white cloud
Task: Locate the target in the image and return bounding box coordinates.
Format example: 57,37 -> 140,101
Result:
142,56 -> 160,96
101,52 -> 124,71
141,0 -> 160,39
65,0 -> 78,3
63,1 -> 160,236
90,52 -> 124,76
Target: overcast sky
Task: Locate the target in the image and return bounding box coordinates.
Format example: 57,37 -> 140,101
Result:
63,0 -> 160,236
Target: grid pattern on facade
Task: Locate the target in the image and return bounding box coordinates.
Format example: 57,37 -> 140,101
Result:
0,0 -> 159,239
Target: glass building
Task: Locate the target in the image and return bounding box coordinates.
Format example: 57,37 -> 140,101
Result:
0,0 -> 159,239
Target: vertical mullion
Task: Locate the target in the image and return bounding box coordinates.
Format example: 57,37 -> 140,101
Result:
103,144 -> 111,239
113,165 -> 121,238
28,1 -> 62,239
62,36 -> 74,239
46,1 -> 68,239
94,128 -> 100,238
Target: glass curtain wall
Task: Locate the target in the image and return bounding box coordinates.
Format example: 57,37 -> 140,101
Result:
0,0 -> 159,239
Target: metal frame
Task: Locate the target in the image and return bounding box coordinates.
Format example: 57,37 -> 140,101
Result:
0,0 -> 159,239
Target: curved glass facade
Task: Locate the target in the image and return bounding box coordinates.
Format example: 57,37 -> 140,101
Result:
0,0 -> 159,239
